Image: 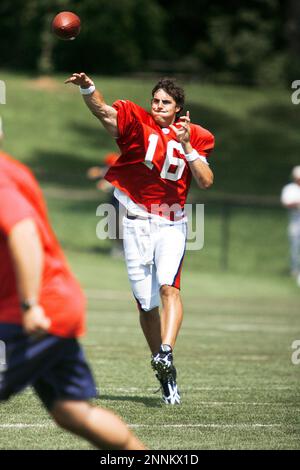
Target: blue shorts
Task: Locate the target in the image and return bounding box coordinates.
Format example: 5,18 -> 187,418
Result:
0,324 -> 98,411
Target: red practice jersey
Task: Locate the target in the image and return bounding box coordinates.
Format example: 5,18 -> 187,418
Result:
0,152 -> 85,338
105,100 -> 215,218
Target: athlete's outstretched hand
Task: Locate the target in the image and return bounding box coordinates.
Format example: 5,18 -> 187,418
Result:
64,72 -> 94,88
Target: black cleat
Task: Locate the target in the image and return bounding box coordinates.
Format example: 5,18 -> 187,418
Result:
151,344 -> 181,405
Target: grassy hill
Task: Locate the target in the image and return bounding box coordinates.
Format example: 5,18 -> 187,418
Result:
0,71 -> 297,275
1,71 -> 298,196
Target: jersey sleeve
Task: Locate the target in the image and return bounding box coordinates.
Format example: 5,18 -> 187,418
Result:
0,187 -> 34,235
191,125 -> 215,158
112,100 -> 149,142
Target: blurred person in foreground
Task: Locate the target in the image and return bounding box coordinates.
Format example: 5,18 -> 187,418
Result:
87,152 -> 124,258
0,119 -> 145,450
281,166 -> 300,286
65,73 -> 215,405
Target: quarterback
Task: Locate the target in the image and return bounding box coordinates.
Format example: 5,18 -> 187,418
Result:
65,73 -> 215,404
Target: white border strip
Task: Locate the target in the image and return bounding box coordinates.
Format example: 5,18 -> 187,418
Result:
0,423 -> 282,429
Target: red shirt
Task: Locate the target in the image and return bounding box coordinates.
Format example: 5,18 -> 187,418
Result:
105,100 -> 214,218
0,152 -> 85,338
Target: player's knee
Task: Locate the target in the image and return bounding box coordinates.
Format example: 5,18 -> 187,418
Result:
160,284 -> 180,300
50,401 -> 73,429
50,400 -> 90,431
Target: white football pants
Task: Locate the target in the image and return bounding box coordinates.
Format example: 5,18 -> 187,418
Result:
123,216 -> 187,311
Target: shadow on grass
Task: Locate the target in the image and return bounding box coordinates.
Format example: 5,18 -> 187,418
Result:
99,394 -> 162,408
28,123 -> 118,189
186,99 -> 300,197
69,121 -> 119,152
29,149 -> 100,188
59,243 -> 112,255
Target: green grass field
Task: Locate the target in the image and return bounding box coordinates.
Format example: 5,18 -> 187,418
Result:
0,252 -> 299,450
0,71 -> 299,449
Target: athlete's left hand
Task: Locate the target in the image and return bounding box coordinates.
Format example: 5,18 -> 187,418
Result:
170,111 -> 191,144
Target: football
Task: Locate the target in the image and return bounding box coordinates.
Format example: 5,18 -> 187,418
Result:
52,12 -> 81,40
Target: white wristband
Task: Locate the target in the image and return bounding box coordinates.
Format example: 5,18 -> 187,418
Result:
185,149 -> 200,162
185,149 -> 209,165
80,84 -> 96,95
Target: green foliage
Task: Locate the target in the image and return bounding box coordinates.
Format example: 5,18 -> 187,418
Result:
50,0 -> 166,73
0,0 -> 295,84
0,0 -> 41,70
194,4 -> 285,85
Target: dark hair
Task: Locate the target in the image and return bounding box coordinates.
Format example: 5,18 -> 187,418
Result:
152,78 -> 185,118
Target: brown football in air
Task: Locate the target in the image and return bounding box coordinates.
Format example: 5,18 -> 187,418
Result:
52,12 -> 81,40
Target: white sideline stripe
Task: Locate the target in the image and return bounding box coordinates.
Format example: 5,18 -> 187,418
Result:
130,424 -> 282,429
0,424 -> 53,428
0,423 -> 282,429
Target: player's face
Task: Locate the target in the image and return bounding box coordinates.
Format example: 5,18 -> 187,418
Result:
151,89 -> 181,127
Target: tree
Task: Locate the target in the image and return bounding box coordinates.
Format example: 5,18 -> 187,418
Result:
52,0 -> 166,74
